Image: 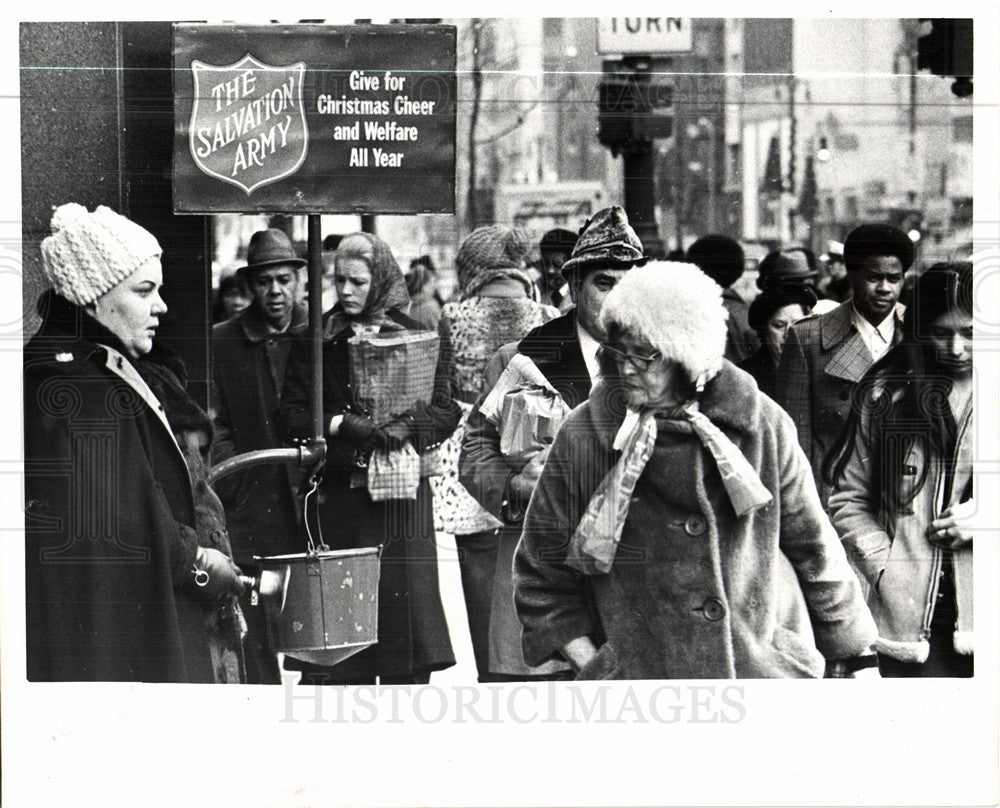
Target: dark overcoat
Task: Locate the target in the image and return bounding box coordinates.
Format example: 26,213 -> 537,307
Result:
24,293 -> 238,682
211,302 -> 307,563
278,307 -> 461,680
737,345 -> 779,401
513,363 -> 878,679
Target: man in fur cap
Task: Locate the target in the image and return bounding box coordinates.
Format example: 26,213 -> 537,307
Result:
777,223 -> 912,506
459,206 -> 644,680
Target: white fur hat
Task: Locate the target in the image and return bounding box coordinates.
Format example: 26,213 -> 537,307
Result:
40,203 -> 162,306
599,261 -> 728,384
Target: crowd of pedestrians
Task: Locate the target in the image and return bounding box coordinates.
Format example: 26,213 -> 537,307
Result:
24,201 -> 976,683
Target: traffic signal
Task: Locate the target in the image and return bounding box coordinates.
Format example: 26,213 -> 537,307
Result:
598,68 -> 673,154
917,19 -> 973,97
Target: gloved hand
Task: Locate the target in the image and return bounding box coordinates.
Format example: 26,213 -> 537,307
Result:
338,412 -> 379,450
190,546 -> 245,601
375,416 -> 414,451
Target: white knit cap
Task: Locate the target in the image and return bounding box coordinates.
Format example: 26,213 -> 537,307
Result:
599,261 -> 729,385
40,203 -> 162,306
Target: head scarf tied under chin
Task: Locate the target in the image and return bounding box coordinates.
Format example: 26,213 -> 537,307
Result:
325,232 -> 410,336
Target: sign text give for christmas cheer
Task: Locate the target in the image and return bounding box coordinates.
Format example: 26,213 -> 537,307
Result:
173,23 -> 456,214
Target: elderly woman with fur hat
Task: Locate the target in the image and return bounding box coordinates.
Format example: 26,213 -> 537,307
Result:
513,261 -> 879,679
24,204 -> 245,682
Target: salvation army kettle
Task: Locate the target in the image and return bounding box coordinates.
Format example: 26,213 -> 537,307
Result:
252,545 -> 382,667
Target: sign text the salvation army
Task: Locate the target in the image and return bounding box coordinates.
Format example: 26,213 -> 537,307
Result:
193,67 -> 299,178
173,23 -> 457,214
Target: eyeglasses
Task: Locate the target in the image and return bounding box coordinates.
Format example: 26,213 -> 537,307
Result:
602,344 -> 662,372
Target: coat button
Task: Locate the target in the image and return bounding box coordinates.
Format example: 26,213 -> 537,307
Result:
684,515 -> 707,536
702,597 -> 726,622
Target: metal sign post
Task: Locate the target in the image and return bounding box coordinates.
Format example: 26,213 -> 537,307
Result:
177,23 -> 458,484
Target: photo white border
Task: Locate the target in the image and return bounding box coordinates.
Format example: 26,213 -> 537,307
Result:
2,2 -> 997,806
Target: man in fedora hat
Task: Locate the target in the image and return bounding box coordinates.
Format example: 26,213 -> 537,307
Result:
777,223 -> 912,507
459,206 -> 644,680
210,227 -> 309,683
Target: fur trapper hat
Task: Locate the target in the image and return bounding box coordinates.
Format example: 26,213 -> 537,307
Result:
600,261 -> 728,384
561,206 -> 643,275
41,203 -> 162,306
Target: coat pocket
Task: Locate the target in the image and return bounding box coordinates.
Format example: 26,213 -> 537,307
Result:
576,642 -> 625,680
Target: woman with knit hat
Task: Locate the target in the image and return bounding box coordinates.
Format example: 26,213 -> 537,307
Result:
278,232 -> 461,684
432,224 -> 559,682
827,262 -> 975,677
24,203 -> 245,682
513,261 -> 879,679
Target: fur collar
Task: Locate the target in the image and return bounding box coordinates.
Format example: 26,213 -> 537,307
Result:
588,360 -> 762,450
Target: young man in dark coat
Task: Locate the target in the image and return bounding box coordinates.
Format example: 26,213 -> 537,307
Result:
776,223 -> 912,507
211,228 -> 308,683
459,206 -> 643,679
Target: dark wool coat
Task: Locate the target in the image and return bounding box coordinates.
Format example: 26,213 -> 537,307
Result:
513,362 -> 878,679
278,307 -> 461,680
777,300 -> 904,505
24,292 -> 241,683
738,345 -> 779,402
722,286 -> 760,364
211,302 -> 307,563
459,311 -> 589,676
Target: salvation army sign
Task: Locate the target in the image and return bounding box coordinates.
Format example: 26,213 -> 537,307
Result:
189,55 -> 307,194
173,24 -> 456,214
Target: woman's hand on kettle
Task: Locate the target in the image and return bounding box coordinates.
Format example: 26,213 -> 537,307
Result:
191,546 -> 244,600
929,500 -> 976,549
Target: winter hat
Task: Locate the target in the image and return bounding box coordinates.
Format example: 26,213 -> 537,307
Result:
240,228 -> 307,276
844,224 -> 915,273
561,206 -> 643,276
455,225 -> 536,298
747,284 -> 818,336
756,249 -> 818,290
686,234 -> 744,290
539,228 -> 577,270
41,203 -> 162,306
600,261 -> 728,385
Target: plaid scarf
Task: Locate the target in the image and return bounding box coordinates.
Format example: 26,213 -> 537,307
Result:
566,403 -> 772,575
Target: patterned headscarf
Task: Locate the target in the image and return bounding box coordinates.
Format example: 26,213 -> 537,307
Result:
455,225 -> 537,300
325,232 -> 410,335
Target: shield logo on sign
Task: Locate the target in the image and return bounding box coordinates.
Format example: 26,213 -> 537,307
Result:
189,54 -> 308,195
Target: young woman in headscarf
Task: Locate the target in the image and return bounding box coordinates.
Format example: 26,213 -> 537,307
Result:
279,232 -> 461,684
513,262 -> 879,679
432,225 -> 559,682
24,203 -> 245,682
826,262 -> 975,677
